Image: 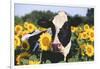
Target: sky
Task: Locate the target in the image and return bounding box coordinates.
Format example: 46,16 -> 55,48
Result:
15,4 -> 89,17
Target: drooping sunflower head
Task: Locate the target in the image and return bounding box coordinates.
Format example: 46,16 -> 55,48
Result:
80,44 -> 86,56
21,40 -> 30,51
15,25 -> 23,36
26,23 -> 37,33
16,52 -> 31,65
14,35 -> 21,49
85,45 -> 94,57
39,32 -> 52,51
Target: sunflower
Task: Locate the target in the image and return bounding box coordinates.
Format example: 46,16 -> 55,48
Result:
84,24 -> 90,33
85,45 -> 94,57
24,22 -> 28,28
71,26 -> 78,33
77,26 -> 83,33
89,29 -> 94,42
26,23 -> 37,33
78,32 -> 82,40
39,32 -> 52,51
80,44 -> 86,50
91,26 -> 94,30
21,30 -> 29,37
80,44 -> 86,56
28,60 -> 40,65
21,40 -> 30,51
16,52 -> 31,65
80,31 -> 88,39
15,25 -> 23,36
14,35 -> 21,49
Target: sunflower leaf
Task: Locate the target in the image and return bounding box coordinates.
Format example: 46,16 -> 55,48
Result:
29,55 -> 38,61
21,59 -> 29,65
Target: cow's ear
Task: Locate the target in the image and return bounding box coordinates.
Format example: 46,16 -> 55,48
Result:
68,16 -> 83,27
37,18 -> 52,28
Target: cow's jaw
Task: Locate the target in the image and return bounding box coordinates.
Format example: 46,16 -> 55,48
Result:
63,40 -> 71,61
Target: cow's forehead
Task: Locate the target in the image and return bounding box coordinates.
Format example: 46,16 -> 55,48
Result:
52,11 -> 68,28
58,11 -> 66,15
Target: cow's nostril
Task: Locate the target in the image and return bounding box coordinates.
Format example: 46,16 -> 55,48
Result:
52,43 -> 61,52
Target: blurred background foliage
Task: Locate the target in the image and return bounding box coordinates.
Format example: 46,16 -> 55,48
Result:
15,8 -> 94,26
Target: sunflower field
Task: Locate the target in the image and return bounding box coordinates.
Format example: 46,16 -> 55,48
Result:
70,24 -> 94,62
14,22 -> 52,65
14,8 -> 94,65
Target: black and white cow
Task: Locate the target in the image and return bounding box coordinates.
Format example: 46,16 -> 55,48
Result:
21,11 -> 82,63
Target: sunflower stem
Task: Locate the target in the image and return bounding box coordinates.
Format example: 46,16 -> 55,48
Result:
40,52 -> 42,62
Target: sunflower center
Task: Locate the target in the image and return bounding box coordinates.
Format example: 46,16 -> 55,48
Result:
16,27 -> 20,32
90,32 -> 94,38
87,47 -> 92,53
83,33 -> 86,37
22,42 -> 28,48
29,25 -> 32,29
42,37 -> 50,46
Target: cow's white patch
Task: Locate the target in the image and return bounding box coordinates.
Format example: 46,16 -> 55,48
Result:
52,11 -> 68,28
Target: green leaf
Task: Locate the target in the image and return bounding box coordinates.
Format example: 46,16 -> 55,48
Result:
21,59 -> 29,65
29,55 -> 38,61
